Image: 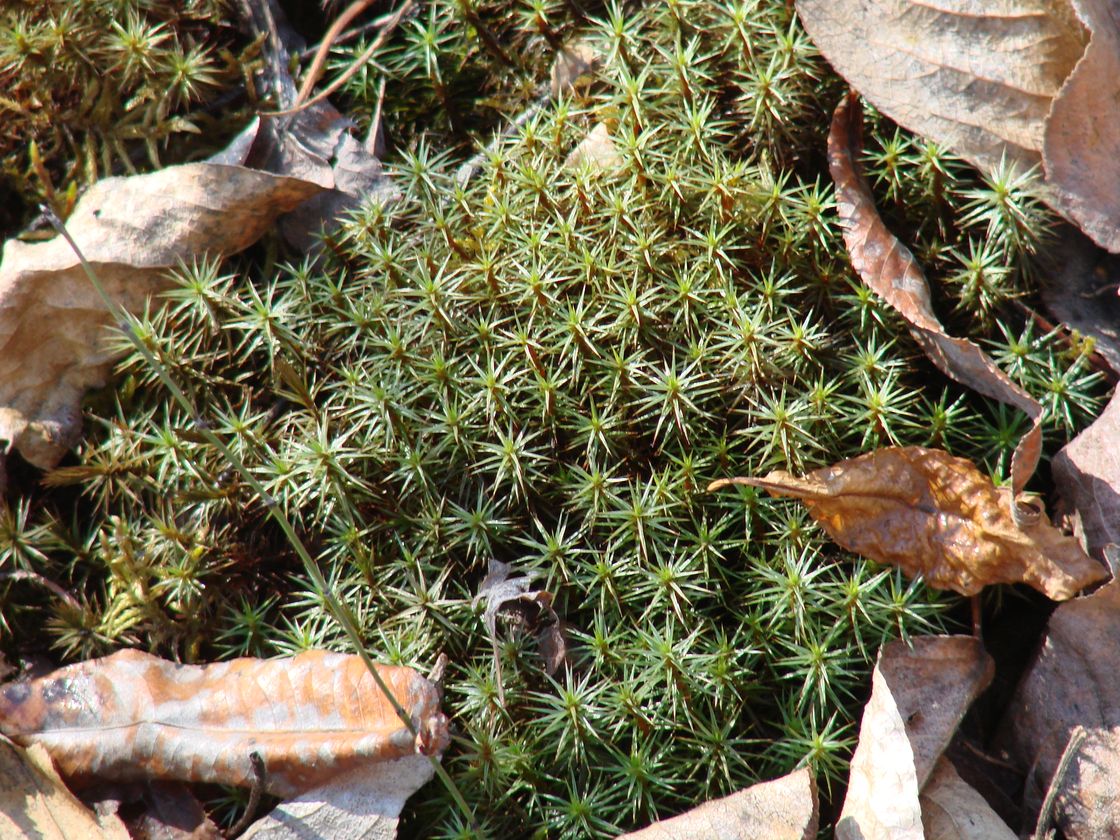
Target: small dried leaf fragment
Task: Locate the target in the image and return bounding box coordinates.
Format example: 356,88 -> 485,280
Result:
616,767 -> 818,839
710,447 -> 1107,598
837,636 -> 993,840
0,736 -> 129,840
565,123 -> 623,172
1043,0 -> 1120,253
828,93 -> 1044,495
920,758 -> 1016,840
1052,387 -> 1120,558
796,0 -> 1086,172
0,162 -> 323,469
0,649 -> 449,798
1000,577 -> 1120,820
474,560 -> 567,700
550,40 -> 601,96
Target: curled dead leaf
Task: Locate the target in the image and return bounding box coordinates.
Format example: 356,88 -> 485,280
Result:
1053,387 -> 1120,559
837,636 -> 994,840
827,93 -> 1044,497
0,649 -> 448,799
709,446 -> 1108,598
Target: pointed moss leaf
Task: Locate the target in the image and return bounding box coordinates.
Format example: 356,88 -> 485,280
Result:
710,446 -> 1109,598
1043,0 -> 1120,253
0,650 -> 449,799
837,637 -> 993,840
796,0 -> 1086,172
827,93 -> 1044,496
617,767 -> 819,840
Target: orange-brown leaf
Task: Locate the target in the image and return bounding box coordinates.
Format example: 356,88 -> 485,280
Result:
827,94 -> 1044,497
0,650 -> 449,798
710,446 -> 1108,598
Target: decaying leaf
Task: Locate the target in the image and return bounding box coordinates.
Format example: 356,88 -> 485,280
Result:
1039,226 -> 1120,375
710,446 -> 1107,598
474,559 -> 568,700
212,102 -> 397,255
796,0 -> 1086,174
0,735 -> 130,840
565,123 -> 623,172
240,754 -> 434,840
550,40 -> 601,96
836,636 -> 993,840
121,781 -> 223,840
999,576 -> 1120,822
1053,388 -> 1120,559
828,93 -> 1044,497
0,163 -> 323,471
616,767 -> 818,840
0,649 -> 449,799
1043,0 -> 1120,253
1041,726 -> 1120,840
920,758 -> 1016,840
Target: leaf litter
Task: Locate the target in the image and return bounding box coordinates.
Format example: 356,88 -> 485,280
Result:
0,649 -> 449,798
710,446 -> 1108,598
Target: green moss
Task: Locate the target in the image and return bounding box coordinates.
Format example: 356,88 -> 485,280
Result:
0,0 -> 1110,837
0,0 -> 251,232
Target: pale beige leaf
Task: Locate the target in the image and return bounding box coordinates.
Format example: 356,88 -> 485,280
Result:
711,447 -> 1108,598
1000,577 -> 1120,822
827,94 -> 1043,495
0,649 -> 449,798
550,40 -> 601,96
920,758 -> 1016,840
0,163 -> 323,469
616,768 -> 818,840
797,0 -> 1086,173
1047,727 -> 1120,839
0,736 -> 130,840
1043,0 -> 1120,253
565,123 -> 623,172
241,754 -> 434,840
837,637 -> 993,840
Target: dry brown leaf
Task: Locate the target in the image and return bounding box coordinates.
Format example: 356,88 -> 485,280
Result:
565,123 -> 623,172
920,758 -> 1016,840
1044,727 -> 1120,839
1043,0 -> 1120,253
836,636 -> 993,840
796,0 -> 1086,174
123,782 -> 223,840
1053,383 -> 1120,559
999,576 -> 1120,822
0,735 -> 130,840
0,649 -> 449,798
0,163 -> 323,471
827,93 -> 1045,496
616,767 -> 818,840
550,40 -> 601,97
710,446 -> 1107,598
240,754 -> 434,840
212,102 -> 397,254
1039,226 -> 1120,374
